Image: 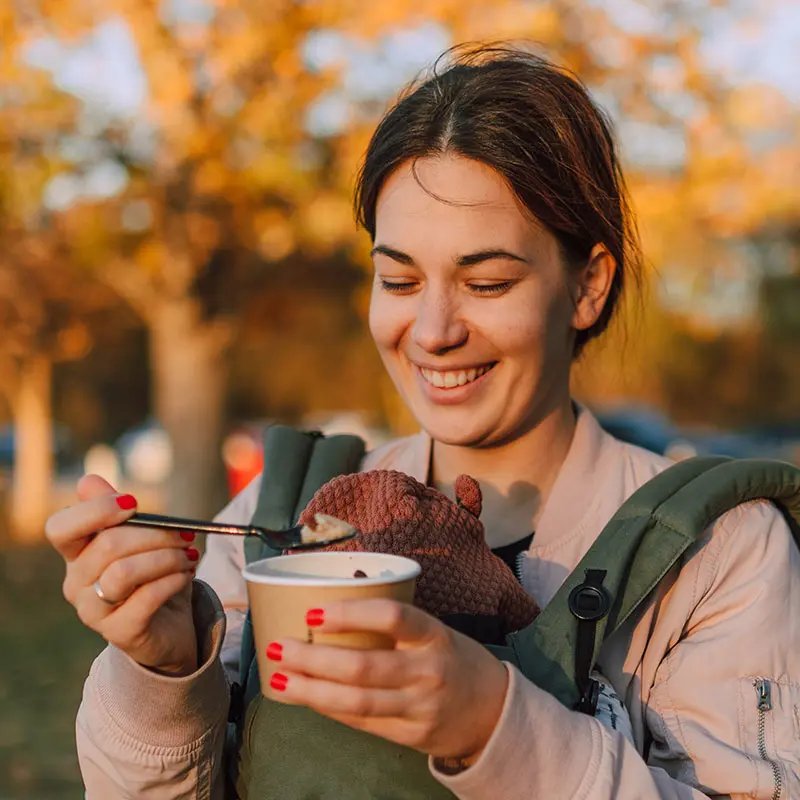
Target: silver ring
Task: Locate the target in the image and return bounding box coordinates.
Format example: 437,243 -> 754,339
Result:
93,579 -> 120,606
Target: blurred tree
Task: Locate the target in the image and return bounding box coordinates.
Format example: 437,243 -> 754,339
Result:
2,0 -> 798,532
3,1 -> 356,517
0,21 -> 111,541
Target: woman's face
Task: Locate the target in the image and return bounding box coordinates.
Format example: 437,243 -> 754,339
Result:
369,154 -> 585,447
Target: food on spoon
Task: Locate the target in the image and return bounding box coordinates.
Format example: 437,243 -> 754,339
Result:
300,513 -> 355,545
353,569 -> 368,578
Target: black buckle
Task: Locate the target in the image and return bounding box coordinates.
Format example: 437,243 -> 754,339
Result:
568,579 -> 610,621
569,569 -> 610,716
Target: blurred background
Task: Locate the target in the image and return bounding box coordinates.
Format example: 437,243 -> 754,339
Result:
1,0 -> 798,795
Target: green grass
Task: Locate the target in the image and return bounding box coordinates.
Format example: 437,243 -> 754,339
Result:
0,546 -> 103,799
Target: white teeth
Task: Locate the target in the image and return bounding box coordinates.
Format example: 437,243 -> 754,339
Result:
419,364 -> 493,389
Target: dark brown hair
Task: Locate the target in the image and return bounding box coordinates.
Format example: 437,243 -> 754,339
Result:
354,43 -> 641,355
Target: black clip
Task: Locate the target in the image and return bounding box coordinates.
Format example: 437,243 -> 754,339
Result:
568,570 -> 611,621
568,569 -> 610,716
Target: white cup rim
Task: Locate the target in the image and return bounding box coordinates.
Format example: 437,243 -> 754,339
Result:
242,552 -> 421,587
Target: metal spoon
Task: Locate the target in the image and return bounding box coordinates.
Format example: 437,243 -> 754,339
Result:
125,512 -> 357,551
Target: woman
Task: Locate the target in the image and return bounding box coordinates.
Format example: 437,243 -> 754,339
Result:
46,46 -> 799,799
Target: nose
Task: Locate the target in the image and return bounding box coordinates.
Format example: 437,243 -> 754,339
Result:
411,284 -> 468,355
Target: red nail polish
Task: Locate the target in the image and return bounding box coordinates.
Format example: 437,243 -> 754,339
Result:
116,494 -> 137,510
180,531 -> 196,542
186,547 -> 199,562
270,672 -> 288,692
266,642 -> 283,661
306,608 -> 325,627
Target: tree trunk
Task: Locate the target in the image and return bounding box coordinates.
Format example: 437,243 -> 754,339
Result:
10,353 -> 53,543
149,299 -> 232,518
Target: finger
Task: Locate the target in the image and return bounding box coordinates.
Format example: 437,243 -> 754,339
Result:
76,567 -> 193,632
269,670 -> 409,718
271,639 -> 414,689
64,526 -> 197,602
307,600 -> 440,646
94,546 -> 197,606
46,487 -> 141,562
77,473 -> 118,502
100,571 -> 194,647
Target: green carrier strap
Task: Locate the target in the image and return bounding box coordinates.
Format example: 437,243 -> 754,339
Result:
508,457 -> 800,711
238,426 -> 365,697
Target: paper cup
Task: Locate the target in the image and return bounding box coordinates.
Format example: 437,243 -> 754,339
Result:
243,552 -> 421,698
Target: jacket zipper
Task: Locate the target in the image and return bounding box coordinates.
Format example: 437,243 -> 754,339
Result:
754,678 -> 783,800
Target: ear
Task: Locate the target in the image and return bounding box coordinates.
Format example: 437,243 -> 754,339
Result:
571,243 -> 617,331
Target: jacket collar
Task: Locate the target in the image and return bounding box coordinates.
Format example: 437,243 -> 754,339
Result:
384,405 -> 620,552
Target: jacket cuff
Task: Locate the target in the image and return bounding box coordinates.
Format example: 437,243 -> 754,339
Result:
429,663 -> 599,798
91,580 -> 230,748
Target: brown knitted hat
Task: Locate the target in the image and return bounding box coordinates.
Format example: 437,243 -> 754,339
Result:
297,470 -> 538,642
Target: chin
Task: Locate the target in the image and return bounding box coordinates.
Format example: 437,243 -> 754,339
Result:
416,410 -> 500,448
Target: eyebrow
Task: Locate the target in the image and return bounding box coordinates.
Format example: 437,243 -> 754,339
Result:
370,244 -> 528,267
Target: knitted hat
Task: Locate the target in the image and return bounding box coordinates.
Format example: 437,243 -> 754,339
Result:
297,470 -> 538,643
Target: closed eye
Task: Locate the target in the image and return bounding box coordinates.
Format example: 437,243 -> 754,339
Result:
469,281 -> 515,295
379,279 -> 418,294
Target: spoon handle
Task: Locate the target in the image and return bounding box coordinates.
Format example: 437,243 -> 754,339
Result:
127,512 -> 259,538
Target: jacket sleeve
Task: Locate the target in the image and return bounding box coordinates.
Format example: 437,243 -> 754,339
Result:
430,502 -> 800,800
77,581 -> 230,800
75,479 -> 262,798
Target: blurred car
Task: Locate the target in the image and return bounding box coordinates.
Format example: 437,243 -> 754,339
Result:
114,418 -> 173,485
0,423 -> 76,472
594,406 -> 798,464
593,406 -> 688,457
681,423 -> 800,464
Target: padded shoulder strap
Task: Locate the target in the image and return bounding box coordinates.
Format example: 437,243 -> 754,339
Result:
244,427 -> 366,563
245,426 -> 318,563
509,456 -> 800,709
238,426 -> 365,690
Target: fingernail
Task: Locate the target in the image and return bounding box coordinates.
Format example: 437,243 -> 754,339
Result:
180,531 -> 196,542
270,672 -> 288,692
306,608 -> 324,627
116,494 -> 137,510
266,642 -> 283,661
185,547 -> 199,562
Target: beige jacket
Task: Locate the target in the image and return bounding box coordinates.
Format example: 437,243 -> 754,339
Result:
76,409 -> 800,799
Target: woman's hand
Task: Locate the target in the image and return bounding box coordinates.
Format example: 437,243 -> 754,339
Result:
45,474 -> 199,676
265,599 -> 509,762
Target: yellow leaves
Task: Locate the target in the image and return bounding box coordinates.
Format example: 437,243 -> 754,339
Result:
56,321 -> 92,360
192,158 -> 229,193
727,83 -> 792,131
135,238 -> 171,277
454,3 -> 561,43
185,211 -> 221,254
299,191 -> 354,254
254,209 -> 295,261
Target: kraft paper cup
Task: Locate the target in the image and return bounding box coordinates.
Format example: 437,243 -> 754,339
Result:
243,552 -> 421,699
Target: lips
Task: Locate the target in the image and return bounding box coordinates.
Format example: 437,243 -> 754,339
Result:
417,363 -> 496,389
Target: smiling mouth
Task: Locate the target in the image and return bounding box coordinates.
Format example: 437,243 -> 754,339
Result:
417,363 -> 497,389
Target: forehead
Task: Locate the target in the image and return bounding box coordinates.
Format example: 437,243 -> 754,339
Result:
374,155 -> 539,253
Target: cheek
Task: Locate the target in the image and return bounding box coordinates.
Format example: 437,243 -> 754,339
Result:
368,287 -> 407,354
